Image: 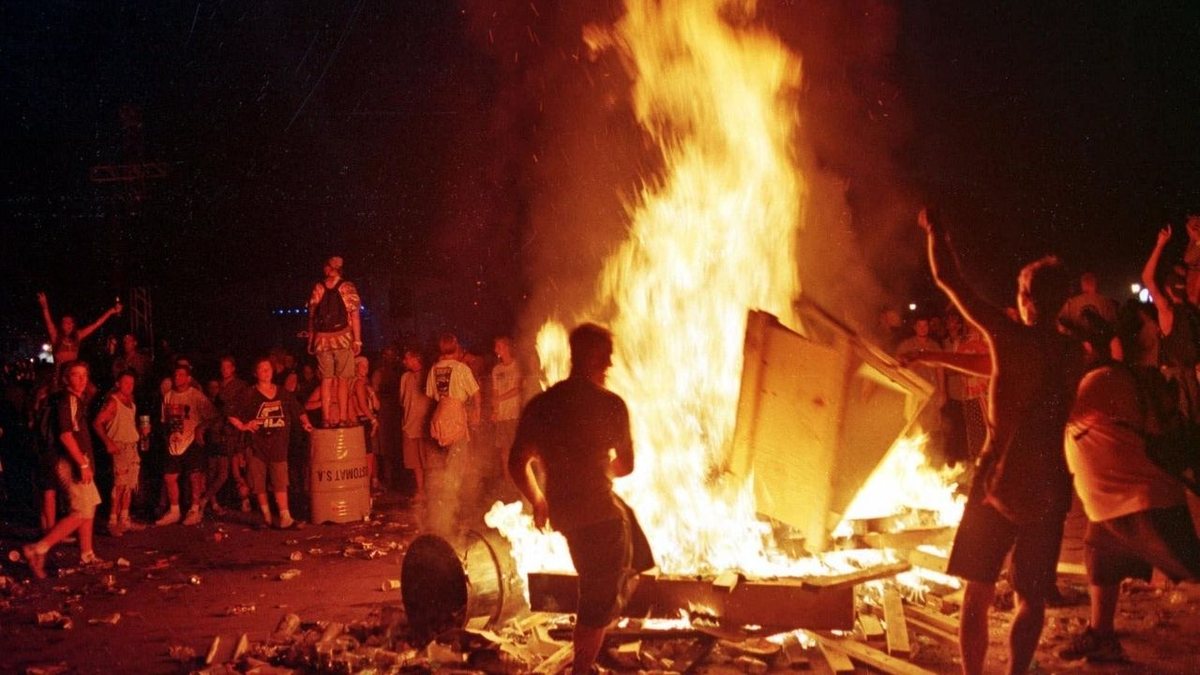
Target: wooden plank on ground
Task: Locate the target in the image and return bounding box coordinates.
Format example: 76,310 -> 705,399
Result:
814,633 -> 938,675
907,547 -> 949,573
904,604 -> 959,636
780,637 -> 811,668
858,614 -> 885,641
882,588 -> 911,658
532,643 -> 574,674
934,588 -> 963,614
801,561 -> 913,590
817,640 -> 857,673
903,615 -> 957,645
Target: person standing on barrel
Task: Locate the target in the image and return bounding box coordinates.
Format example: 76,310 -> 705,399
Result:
306,255 -> 362,427
508,323 -> 655,674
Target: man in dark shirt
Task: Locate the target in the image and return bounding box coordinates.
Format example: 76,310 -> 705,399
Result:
508,323 -> 654,674
920,209 -> 1083,675
24,360 -> 104,578
229,357 -> 314,529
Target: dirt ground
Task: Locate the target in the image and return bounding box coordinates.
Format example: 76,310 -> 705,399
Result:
0,495 -> 420,674
1,494 -> 1200,674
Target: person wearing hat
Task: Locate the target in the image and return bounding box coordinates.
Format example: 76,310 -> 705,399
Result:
307,255 -> 362,427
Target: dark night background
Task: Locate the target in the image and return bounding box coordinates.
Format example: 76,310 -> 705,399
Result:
3,1 -> 1200,363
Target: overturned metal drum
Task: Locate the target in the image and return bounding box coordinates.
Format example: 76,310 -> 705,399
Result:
400,530 -> 526,638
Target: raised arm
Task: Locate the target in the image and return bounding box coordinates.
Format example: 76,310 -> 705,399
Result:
919,209 -> 1010,337
1141,225 -> 1175,336
37,292 -> 58,344
77,302 -> 121,341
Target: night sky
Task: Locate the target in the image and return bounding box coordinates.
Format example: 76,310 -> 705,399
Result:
3,1 -> 1200,357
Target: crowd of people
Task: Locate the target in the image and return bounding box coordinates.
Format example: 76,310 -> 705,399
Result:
896,210 -> 1200,674
6,213 -> 1200,674
0,255 -> 527,583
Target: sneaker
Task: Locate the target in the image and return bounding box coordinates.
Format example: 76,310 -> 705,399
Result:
23,544 -> 46,579
277,515 -> 296,530
1059,626 -> 1127,663
155,510 -> 181,526
80,551 -> 105,566
182,508 -> 203,526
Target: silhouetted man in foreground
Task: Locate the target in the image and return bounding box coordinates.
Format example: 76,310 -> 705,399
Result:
508,323 -> 654,674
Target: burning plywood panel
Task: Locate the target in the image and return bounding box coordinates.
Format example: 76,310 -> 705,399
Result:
729,305 -> 932,551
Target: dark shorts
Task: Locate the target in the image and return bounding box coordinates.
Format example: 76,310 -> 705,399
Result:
163,444 -> 205,475
946,495 -> 1066,599
247,455 -> 289,495
563,518 -> 636,628
1085,505 -> 1200,585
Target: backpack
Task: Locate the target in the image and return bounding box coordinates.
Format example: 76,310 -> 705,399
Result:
429,395 -> 467,448
312,280 -> 349,333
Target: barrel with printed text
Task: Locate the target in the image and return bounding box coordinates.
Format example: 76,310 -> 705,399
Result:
310,426 -> 371,524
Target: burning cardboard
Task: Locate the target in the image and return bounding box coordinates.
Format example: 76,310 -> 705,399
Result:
729,305 -> 933,551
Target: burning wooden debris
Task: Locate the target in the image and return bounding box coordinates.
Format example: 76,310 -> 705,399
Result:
190,574 -> 969,674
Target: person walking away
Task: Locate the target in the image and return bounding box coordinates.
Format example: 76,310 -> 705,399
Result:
508,323 -> 655,674
425,333 -> 481,535
23,361 -> 104,578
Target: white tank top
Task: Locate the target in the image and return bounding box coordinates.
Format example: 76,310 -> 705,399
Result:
106,394 -> 140,444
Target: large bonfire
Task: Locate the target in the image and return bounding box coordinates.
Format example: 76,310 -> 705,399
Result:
488,0 -> 960,582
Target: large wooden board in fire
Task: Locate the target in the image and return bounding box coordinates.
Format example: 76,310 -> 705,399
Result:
729,306 -> 932,551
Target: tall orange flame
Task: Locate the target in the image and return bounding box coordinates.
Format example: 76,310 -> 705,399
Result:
488,0 -> 961,580
502,0 -> 808,577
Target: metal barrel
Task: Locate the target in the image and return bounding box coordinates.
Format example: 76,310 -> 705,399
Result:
399,530 -> 526,639
309,426 -> 371,524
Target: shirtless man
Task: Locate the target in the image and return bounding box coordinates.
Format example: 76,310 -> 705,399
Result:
918,208 -> 1083,675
